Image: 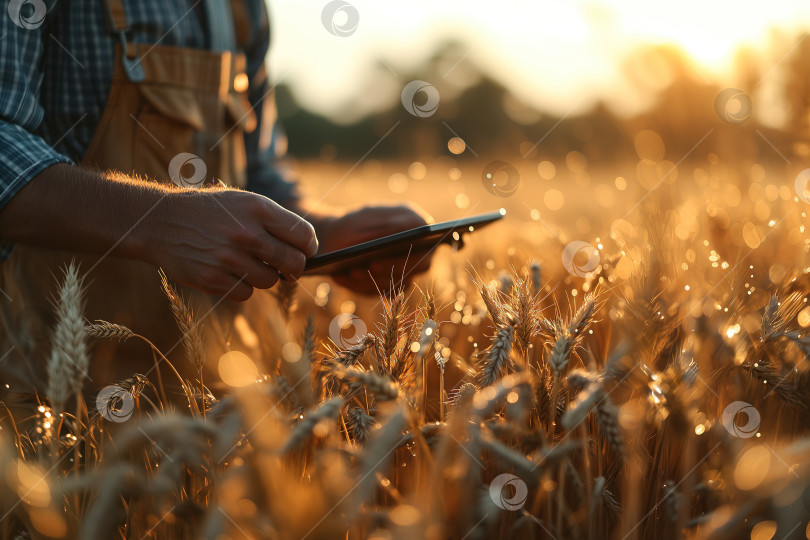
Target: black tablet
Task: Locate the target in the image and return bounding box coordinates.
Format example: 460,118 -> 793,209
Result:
304,209 -> 505,275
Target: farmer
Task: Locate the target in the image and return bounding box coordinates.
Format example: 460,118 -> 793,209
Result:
0,0 -> 430,398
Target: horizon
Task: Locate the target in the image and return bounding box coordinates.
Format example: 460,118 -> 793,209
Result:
268,0 -> 810,128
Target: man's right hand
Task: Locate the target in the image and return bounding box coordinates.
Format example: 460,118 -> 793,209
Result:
147,189 -> 318,301
0,164 -> 318,302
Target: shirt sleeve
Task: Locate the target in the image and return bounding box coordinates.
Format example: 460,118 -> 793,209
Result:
0,0 -> 74,259
240,0 -> 301,208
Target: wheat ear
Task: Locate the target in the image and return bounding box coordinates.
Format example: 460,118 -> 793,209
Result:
47,262 -> 89,411
159,269 -> 205,371
85,320 -> 134,342
479,318 -> 516,387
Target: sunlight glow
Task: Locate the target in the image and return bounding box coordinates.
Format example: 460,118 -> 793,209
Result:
270,0 -> 810,119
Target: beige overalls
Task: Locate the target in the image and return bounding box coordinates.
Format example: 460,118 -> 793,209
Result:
0,0 -> 264,405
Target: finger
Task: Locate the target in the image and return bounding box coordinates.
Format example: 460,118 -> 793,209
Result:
366,208 -> 427,236
176,267 -> 254,301
251,234 -> 307,281
258,200 -> 318,257
208,274 -> 255,302
224,279 -> 255,302
236,256 -> 281,290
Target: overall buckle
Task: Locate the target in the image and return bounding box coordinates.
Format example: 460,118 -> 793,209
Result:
118,31 -> 145,83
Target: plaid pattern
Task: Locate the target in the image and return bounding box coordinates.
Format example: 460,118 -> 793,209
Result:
0,0 -> 299,260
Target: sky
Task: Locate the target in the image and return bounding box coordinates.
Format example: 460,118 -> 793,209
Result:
267,0 -> 810,121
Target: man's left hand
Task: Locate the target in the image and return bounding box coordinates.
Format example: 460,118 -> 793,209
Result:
312,204 -> 434,295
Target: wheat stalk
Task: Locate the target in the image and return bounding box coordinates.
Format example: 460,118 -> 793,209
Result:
561,382 -> 603,431
22,209 -> 810,540
329,364 -> 401,401
347,406 -> 376,444
513,276 -> 538,355
335,334 -> 375,366
530,261 -> 542,296
548,294 -> 597,376
417,319 -> 438,417
159,269 -> 205,371
85,320 -> 134,342
302,315 -> 317,365
423,289 -> 437,320
381,291 -> 405,361
47,262 -> 89,411
272,279 -> 298,319
594,391 -> 624,466
282,397 -> 343,453
479,317 -> 516,387
548,331 -> 575,376
478,280 -> 504,326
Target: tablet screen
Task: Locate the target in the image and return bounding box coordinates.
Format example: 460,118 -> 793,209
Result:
303,209 -> 505,275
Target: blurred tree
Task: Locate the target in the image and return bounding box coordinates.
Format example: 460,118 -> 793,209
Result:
784,33 -> 810,157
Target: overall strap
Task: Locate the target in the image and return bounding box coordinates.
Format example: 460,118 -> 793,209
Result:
230,0 -> 251,53
102,0 -> 145,82
103,0 -> 127,32
102,0 -> 243,79
203,0 -> 236,52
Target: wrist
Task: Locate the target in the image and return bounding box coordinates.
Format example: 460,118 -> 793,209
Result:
122,188 -> 191,265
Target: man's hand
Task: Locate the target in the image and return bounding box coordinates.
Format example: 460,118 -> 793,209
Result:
147,189 -> 318,301
311,204 -> 434,295
0,164 -> 318,302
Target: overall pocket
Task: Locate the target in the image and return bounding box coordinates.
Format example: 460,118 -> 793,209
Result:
132,85 -> 208,186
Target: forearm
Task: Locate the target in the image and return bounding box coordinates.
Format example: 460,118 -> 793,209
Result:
0,163 -> 176,261
0,163 -> 318,300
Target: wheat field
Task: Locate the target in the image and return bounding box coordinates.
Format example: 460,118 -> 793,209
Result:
2,154 -> 810,540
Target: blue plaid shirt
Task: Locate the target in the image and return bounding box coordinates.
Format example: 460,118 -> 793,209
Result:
0,0 -> 299,260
